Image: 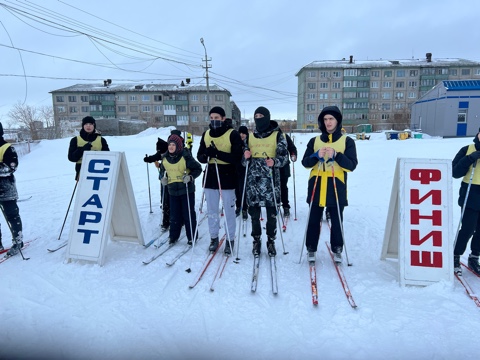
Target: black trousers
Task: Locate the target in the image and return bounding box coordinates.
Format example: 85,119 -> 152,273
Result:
249,205 -> 277,239
305,204 -> 344,252
454,208 -> 480,256
0,200 -> 22,242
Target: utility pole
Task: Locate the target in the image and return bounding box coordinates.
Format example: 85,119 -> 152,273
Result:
200,38 -> 211,122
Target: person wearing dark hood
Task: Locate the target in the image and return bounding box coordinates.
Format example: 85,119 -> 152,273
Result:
68,116 -> 110,180
235,125 -> 250,219
197,106 -> 243,255
301,106 -> 357,264
452,128 -> 480,275
279,130 -> 298,217
160,134 -> 202,245
0,122 -> 24,256
243,107 -> 288,257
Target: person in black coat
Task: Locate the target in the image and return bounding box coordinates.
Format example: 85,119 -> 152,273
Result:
197,106 -> 243,255
452,128 -> 480,275
279,131 -> 298,217
235,125 -> 249,219
68,116 -> 109,180
0,122 -> 24,256
301,106 -> 358,264
160,135 -> 202,245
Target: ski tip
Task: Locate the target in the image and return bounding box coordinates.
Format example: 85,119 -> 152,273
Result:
185,268 -> 192,273
283,251 -> 289,255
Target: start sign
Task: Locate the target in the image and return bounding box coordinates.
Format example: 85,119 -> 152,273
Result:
381,158 -> 453,286
66,151 -> 144,265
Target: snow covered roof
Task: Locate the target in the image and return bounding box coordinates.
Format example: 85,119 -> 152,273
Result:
442,80 -> 480,91
50,83 -> 230,95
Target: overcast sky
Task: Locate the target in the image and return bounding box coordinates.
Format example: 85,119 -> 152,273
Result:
1,0 -> 479,123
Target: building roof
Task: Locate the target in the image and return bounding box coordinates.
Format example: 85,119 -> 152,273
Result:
50,83 -> 230,95
296,57 -> 480,75
442,80 -> 480,91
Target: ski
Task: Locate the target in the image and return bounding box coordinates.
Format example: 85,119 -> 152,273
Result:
1,240 -> 34,255
18,196 -> 33,202
251,255 -> 260,292
309,260 -> 319,306
47,241 -> 68,252
166,245 -> 192,266
455,272 -> 480,307
325,242 -> 357,308
1,242 -> 32,263
269,256 -> 278,295
209,254 -> 230,291
461,261 -> 480,278
144,229 -> 168,248
142,241 -> 177,265
189,234 -> 226,289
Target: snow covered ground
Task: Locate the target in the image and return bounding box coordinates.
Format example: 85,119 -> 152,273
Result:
2,127 -> 479,360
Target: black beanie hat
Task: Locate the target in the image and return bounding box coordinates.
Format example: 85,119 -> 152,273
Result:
82,116 -> 96,127
168,134 -> 184,154
254,106 -> 271,133
209,106 -> 226,117
238,126 -> 249,135
0,122 -> 3,137
318,106 -> 343,132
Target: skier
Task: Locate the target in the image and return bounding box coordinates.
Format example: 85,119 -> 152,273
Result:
0,122 -> 24,257
67,116 -> 110,180
235,125 -> 249,219
144,136 -> 169,230
197,107 -> 243,255
452,128 -> 480,275
279,131 -> 298,217
160,134 -> 202,245
243,106 -> 288,257
301,106 -> 358,263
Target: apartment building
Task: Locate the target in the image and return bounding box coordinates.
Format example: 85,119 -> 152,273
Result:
296,53 -> 480,131
50,81 -> 235,135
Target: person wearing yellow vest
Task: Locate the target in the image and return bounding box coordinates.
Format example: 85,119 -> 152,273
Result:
452,128 -> 480,275
0,122 -> 24,256
301,106 -> 358,264
160,134 -> 202,245
243,106 -> 288,257
197,106 -> 243,256
68,116 -> 110,180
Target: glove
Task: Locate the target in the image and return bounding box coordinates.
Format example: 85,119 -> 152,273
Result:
161,177 -> 168,186
205,146 -> 218,158
469,151 -> 480,162
182,175 -> 193,184
83,142 -> 92,151
144,156 -> 154,163
290,154 -> 297,162
309,152 -> 323,161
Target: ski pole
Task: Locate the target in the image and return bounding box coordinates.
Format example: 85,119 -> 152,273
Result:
235,160 -> 249,263
146,154 -> 153,214
265,154 -> 288,255
330,160 -> 352,266
292,135 -> 297,221
58,181 -> 78,240
454,160 -> 477,249
184,172 -> 195,250
298,162 -> 322,264
199,159 -> 210,213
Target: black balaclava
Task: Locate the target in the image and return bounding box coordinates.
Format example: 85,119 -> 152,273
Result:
254,106 -> 271,133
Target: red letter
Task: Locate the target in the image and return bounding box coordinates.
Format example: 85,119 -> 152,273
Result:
410,209 -> 442,226
411,251 -> 443,268
410,169 -> 441,185
410,229 -> 442,247
410,189 -> 442,205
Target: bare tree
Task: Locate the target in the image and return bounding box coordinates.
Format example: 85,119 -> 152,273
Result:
7,103 -> 54,140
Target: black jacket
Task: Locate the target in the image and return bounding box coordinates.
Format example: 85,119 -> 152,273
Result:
197,122 -> 243,190
68,129 -> 109,179
0,139 -> 19,201
452,135 -> 480,210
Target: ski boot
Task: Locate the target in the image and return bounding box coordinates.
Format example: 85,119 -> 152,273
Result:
468,254 -> 480,275
333,246 -> 342,264
267,237 -> 277,257
252,236 -> 261,256
224,240 -> 234,256
209,237 -> 219,252
454,255 -> 462,275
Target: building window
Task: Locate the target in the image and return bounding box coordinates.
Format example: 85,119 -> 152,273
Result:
384,70 -> 393,78
396,70 -> 405,77
395,81 -> 405,88
141,105 -> 150,112
165,105 -> 175,111
306,114 -> 315,122
381,114 -> 390,120
307,93 -> 316,99
319,82 -> 328,89
154,105 -> 162,112
80,96 -> 88,102
56,96 -> 65,102
344,69 -> 357,76
214,95 -> 224,101
461,69 -> 471,76
370,93 -> 378,99
458,109 -> 467,123
438,68 -> 448,75
320,71 -> 329,78
307,71 -> 316,78
191,106 -> 199,112
306,104 -> 316,111
116,95 -> 126,101
383,81 -> 392,88
154,95 -> 162,102
343,80 -> 357,87
408,81 -> 417,87
203,95 -> 208,102
409,70 -> 418,77
408,92 -> 416,99
332,82 -> 341,89
68,96 -> 77,102
357,80 -> 369,87
130,95 -> 137,101
142,95 -> 151,101
319,93 -> 328,100
191,115 -> 198,122
57,106 -> 66,113
118,106 -> 126,112
176,105 -> 188,112
421,79 -> 435,86
332,71 -> 341,78
307,83 -> 316,90
81,106 -> 89,112
395,103 -> 405,110
475,69 -> 480,75
191,95 -> 198,101
371,81 -> 379,88
331,93 -> 340,99
382,92 -> 392,99
395,92 -> 404,99
371,70 -> 380,77
177,94 -> 187,101
358,69 -> 369,76
449,69 -> 458,76
129,105 -> 138,112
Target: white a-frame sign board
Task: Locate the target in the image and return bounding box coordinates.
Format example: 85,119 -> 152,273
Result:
66,151 -> 144,266
381,158 -> 453,286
